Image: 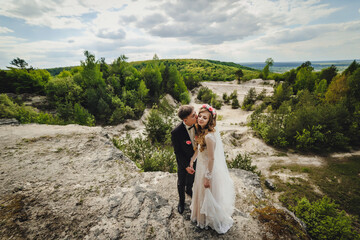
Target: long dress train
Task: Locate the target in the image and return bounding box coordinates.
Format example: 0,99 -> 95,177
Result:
190,131 -> 235,234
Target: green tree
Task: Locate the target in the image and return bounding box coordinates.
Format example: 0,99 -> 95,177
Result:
138,80 -> 149,101
99,57 -> 110,80
235,69 -> 244,83
343,60 -> 359,76
319,65 -> 337,84
314,79 -> 328,98
142,64 -> 162,102
231,98 -> 240,109
242,87 -> 257,110
272,83 -> 293,109
45,76 -> 82,106
294,66 -> 316,93
9,57 -> 28,69
144,106 -> 172,144
262,58 -> 274,80
325,75 -> 349,104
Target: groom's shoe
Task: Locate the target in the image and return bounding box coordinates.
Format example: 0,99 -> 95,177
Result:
178,203 -> 184,214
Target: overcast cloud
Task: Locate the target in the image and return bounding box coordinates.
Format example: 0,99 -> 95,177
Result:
0,0 -> 359,69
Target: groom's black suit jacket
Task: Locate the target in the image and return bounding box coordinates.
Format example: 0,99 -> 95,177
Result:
171,122 -> 195,172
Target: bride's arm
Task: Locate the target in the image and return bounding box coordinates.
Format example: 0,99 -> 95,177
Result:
189,149 -> 198,170
204,134 -> 215,188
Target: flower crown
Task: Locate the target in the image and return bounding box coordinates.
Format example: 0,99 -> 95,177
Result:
201,104 -> 216,117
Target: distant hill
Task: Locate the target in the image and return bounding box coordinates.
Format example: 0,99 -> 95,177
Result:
130,59 -> 259,81
45,59 -> 259,81
45,66 -> 76,76
240,59 -> 359,73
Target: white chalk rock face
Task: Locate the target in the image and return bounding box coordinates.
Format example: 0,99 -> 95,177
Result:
0,124 -> 308,240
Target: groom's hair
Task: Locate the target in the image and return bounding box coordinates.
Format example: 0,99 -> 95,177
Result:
178,105 -> 194,120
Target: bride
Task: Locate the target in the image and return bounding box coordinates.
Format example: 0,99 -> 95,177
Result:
189,104 -> 235,234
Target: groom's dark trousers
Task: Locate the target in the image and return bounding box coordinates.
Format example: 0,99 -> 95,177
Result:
171,122 -> 196,208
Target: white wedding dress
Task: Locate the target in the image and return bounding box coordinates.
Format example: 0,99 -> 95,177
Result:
190,129 -> 235,234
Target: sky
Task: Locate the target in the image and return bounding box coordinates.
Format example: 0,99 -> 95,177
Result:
0,0 -> 359,69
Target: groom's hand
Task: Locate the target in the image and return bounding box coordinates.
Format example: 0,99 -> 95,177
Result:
186,167 -> 195,174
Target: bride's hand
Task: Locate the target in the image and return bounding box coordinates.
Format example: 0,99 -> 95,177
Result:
204,178 -> 210,188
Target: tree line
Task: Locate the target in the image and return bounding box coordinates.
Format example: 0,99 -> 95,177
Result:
250,59 -> 360,152
0,52 -> 199,125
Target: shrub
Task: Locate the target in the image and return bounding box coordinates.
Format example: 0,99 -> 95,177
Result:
222,93 -> 230,104
231,98 -> 240,109
73,103 -> 95,126
0,93 -> 62,124
197,87 -> 213,103
242,87 -> 257,110
197,87 -> 222,109
144,106 -> 172,144
179,91 -> 190,104
113,134 -> 177,173
291,197 -> 360,240
229,90 -> 238,100
227,153 -> 260,175
45,76 -> 83,106
252,206 -> 310,240
295,125 -> 326,151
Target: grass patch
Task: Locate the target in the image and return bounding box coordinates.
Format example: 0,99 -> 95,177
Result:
252,206 -> 310,240
270,156 -> 360,222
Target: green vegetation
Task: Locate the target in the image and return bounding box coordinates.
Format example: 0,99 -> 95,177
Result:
113,134 -> 177,173
1,55 -> 259,126
251,60 -> 360,152
252,206 -> 310,240
131,59 -> 259,82
227,153 -> 260,176
269,155 -> 360,221
291,197 -> 360,240
1,52 -> 196,125
196,86 -> 223,109
267,156 -> 360,238
113,100 -> 177,173
0,94 -> 63,124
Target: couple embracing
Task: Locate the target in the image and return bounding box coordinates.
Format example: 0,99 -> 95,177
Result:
171,104 -> 235,234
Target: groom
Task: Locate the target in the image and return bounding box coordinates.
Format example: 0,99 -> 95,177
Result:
171,105 -> 197,214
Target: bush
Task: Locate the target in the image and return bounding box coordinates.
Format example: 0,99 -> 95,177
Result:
45,76 -> 83,106
223,93 -> 230,104
295,125 -> 326,151
73,103 -> 95,126
231,98 -> 240,109
144,106 -> 172,144
250,112 -> 289,148
197,87 -> 213,103
242,87 -> 257,110
180,91 -> 190,104
113,134 -> 177,173
291,197 -> 360,240
0,93 -> 62,124
227,153 -> 260,175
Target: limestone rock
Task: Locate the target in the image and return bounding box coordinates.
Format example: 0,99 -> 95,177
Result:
0,124 -> 308,240
0,118 -> 19,125
265,179 -> 276,190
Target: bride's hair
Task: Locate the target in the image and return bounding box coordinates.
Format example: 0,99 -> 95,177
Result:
195,106 -> 217,152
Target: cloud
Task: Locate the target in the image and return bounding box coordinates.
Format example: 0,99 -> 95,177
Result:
0,26 -> 13,33
0,0 -> 357,68
133,0 -> 340,45
261,20 -> 360,45
96,28 -> 126,40
136,13 -> 168,28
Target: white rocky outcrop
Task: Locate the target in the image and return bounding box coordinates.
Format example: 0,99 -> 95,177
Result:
0,124 -> 308,239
